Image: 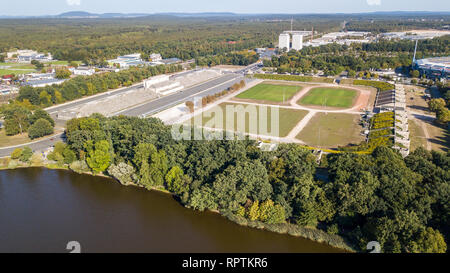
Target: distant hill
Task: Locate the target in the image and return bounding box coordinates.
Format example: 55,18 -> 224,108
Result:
0,11 -> 449,19
56,11 -> 150,18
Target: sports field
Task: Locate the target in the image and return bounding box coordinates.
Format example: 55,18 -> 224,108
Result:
235,83 -> 302,102
188,103 -> 308,137
298,87 -> 357,108
296,113 -> 364,148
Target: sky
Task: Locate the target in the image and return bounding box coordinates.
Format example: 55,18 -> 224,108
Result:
2,0 -> 450,16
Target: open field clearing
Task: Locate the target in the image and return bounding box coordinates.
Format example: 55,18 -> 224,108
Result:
408,119 -> 428,151
0,130 -> 32,148
235,83 -> 302,103
187,102 -> 309,137
296,113 -> 364,148
298,87 -> 357,108
425,122 -> 450,152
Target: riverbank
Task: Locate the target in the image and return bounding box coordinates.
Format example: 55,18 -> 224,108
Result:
0,160 -> 354,253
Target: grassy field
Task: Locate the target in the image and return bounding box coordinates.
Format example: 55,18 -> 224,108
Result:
298,87 -> 357,108
187,103 -> 308,137
235,83 -> 302,102
0,130 -> 32,148
0,69 -> 36,76
296,113 -> 364,148
408,119 -> 428,151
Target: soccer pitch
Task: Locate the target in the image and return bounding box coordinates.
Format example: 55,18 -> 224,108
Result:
235,83 -> 302,102
298,87 -> 357,108
187,103 -> 308,137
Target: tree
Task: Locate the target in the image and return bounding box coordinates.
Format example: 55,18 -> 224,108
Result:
108,163 -> 136,185
19,147 -> 33,162
1,104 -> 31,135
409,227 -> 447,253
428,98 -> 446,112
165,166 -> 190,195
63,147 -> 77,164
436,107 -> 450,124
55,68 -> 71,79
85,140 -> 111,173
29,109 -> 55,127
410,70 -> 420,78
28,118 -> 53,139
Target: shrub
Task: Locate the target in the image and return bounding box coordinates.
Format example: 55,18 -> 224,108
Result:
10,148 -> 23,159
254,73 -> 334,83
63,147 -> 76,164
353,80 -> 394,91
30,153 -> 43,166
69,160 -> 90,174
28,118 -> 53,139
107,163 -> 137,185
19,147 -> 33,162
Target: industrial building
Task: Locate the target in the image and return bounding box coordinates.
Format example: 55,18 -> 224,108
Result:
414,56 -> 450,80
6,49 -> 53,63
107,53 -> 146,68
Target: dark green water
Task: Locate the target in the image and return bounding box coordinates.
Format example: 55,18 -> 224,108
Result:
0,168 -> 343,253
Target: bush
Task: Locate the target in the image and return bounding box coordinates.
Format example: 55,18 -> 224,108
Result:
63,147 -> 76,164
10,148 -> 23,159
254,73 -> 334,83
28,118 -> 53,139
30,153 -> 43,166
69,160 -> 90,173
353,80 -> 394,91
19,147 -> 33,162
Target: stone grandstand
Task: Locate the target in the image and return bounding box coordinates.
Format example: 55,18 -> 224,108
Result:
372,84 -> 410,157
56,69 -> 223,120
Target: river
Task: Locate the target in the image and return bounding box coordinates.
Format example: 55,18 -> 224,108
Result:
0,168 -> 343,253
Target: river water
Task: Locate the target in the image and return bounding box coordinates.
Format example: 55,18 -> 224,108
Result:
0,168 -> 343,253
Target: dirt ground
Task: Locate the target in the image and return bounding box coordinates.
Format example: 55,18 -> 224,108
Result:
404,85 -> 432,115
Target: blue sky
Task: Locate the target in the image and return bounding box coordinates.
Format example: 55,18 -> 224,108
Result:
3,0 -> 450,16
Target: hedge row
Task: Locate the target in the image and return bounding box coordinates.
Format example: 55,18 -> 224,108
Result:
254,74 -> 335,83
353,80 -> 394,91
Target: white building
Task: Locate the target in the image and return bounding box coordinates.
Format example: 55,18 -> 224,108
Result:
150,53 -> 162,62
292,34 -> 303,51
279,33 -> 290,51
73,67 -> 96,76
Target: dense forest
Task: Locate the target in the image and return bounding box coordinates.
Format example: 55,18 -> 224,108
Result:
263,36 -> 450,75
44,114 -> 449,253
1,13 -> 448,65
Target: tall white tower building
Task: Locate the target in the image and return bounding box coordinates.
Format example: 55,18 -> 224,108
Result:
279,33 -> 290,51
292,34 -> 303,51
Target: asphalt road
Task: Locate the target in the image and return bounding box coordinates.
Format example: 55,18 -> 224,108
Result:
0,70 -> 250,157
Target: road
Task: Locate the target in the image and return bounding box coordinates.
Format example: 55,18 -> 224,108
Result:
0,66 -> 252,157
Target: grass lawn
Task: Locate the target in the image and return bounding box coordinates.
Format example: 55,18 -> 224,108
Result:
296,113 -> 364,148
0,69 -> 36,76
298,87 -> 357,108
0,129 -> 32,148
425,121 -> 449,152
187,103 -> 308,137
235,83 -> 302,102
408,119 -> 428,151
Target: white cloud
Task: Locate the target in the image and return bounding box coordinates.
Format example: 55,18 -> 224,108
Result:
66,0 -> 81,6
366,0 -> 381,6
